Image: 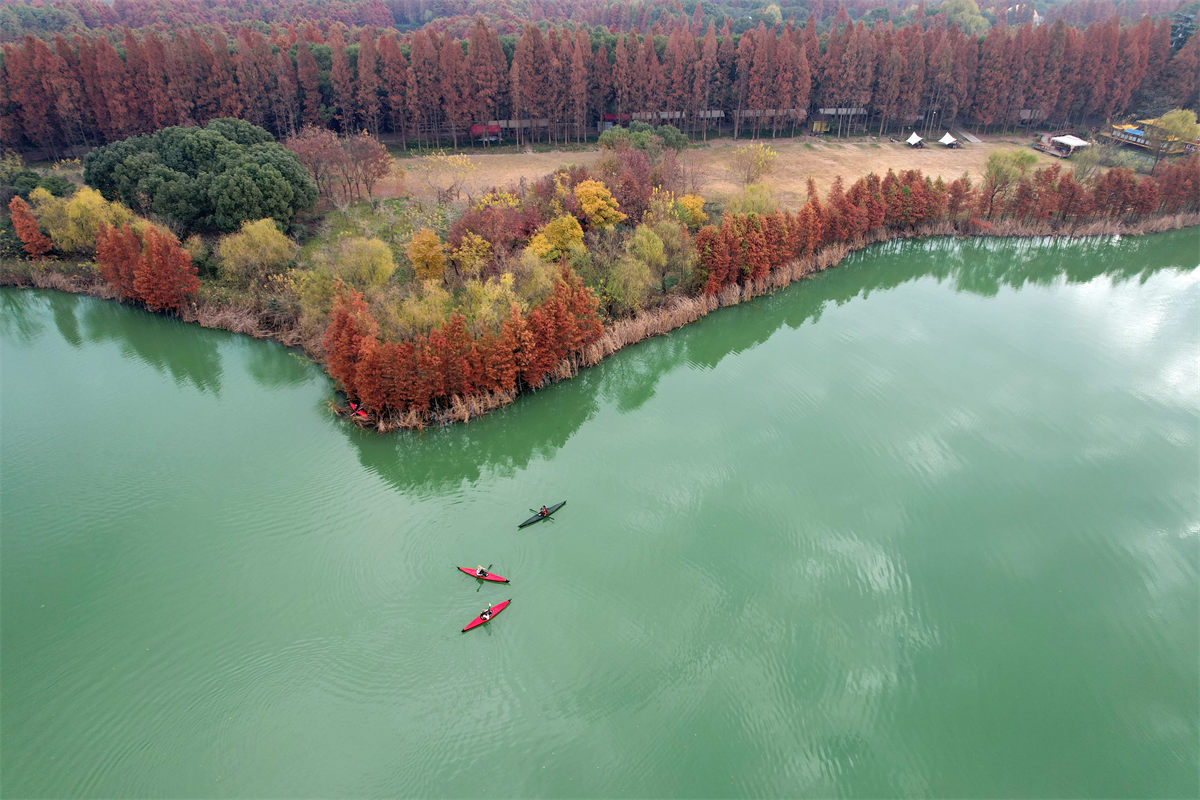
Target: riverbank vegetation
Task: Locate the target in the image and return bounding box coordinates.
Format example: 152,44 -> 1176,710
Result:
3,112 -> 1197,427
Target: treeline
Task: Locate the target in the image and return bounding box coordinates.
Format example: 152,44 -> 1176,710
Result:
693,156 -> 1200,295
1,0 -> 1190,42
3,9 -> 1198,152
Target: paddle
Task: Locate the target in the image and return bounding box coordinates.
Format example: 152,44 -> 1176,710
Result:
528,507 -> 556,522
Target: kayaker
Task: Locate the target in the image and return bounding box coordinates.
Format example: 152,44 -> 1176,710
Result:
476,566 -> 488,578
480,605 -> 492,621
539,505 -> 548,517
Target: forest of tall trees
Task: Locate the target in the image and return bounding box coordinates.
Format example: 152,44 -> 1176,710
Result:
2,0 -> 1198,154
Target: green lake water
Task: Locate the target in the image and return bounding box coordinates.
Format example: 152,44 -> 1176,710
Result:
2,231 -> 1198,798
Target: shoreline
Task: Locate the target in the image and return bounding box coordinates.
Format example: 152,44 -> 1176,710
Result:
5,212 -> 1198,431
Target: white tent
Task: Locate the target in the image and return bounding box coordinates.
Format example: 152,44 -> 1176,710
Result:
938,132 -> 958,146
1051,134 -> 1090,152
906,132 -> 924,146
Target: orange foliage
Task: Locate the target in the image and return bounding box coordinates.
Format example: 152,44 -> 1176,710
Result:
8,196 -> 51,258
95,224 -> 197,311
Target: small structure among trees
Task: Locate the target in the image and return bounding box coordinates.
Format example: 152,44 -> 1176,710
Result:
906,132 -> 924,148
938,132 -> 961,148
1032,133 -> 1090,158
1105,111 -> 1200,167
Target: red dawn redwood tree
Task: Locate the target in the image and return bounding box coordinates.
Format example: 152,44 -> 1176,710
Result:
323,285 -> 379,401
353,337 -> 387,410
467,20 -> 506,142
184,31 -> 221,125
95,224 -> 143,299
378,33 -> 409,141
122,29 -> 152,133
407,29 -> 440,146
273,49 -> 300,137
134,227 -> 200,313
492,304 -> 530,392
695,22 -> 718,139
4,38 -> 58,149
51,34 -> 93,146
438,34 -> 470,147
329,26 -> 356,132
570,31 -> 589,143
143,32 -> 178,131
296,41 -> 323,128
209,31 -> 243,119
357,30 -> 382,137
612,34 -> 632,120
8,196 -> 52,258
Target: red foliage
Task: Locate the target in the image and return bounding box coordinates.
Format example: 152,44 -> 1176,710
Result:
447,203 -> 542,256
322,284 -> 378,400
946,176 -> 973,220
8,196 -> 52,258
95,224 -> 142,299
1093,168 -> 1140,218
94,224 -> 198,311
693,224 -> 724,295
594,147 -> 653,221
490,304 -> 529,391
1152,156 -> 1200,214
438,313 -> 477,397
134,227 -> 199,312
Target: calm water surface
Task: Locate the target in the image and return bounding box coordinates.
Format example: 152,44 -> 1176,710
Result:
2,231 -> 1198,798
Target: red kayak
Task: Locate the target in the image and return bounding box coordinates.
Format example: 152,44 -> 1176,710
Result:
457,566 -> 509,583
462,599 -> 511,632
347,400 -> 369,419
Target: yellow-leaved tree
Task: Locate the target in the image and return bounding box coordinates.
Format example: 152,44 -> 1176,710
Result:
458,272 -> 521,336
416,152 -> 478,203
574,179 -> 626,228
29,186 -> 134,254
674,194 -> 708,229
475,190 -> 520,210
216,218 -> 298,288
527,215 -> 584,262
407,228 -> 447,281
452,231 -> 492,280
390,279 -> 454,337
730,143 -> 778,186
337,236 -> 396,288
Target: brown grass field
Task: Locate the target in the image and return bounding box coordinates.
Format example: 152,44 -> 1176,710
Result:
394,133 -> 1062,209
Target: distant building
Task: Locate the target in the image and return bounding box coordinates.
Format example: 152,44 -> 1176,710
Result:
1104,119 -> 1200,155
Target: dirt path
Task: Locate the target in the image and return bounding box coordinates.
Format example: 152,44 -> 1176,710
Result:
392,134 -> 1062,209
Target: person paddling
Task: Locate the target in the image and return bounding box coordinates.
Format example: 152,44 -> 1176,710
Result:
480,604 -> 493,621
539,505 -> 549,517
476,565 -> 488,578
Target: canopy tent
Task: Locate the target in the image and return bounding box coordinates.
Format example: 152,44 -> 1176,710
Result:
938,132 -> 959,146
1051,134 -> 1090,151
906,132 -> 924,146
